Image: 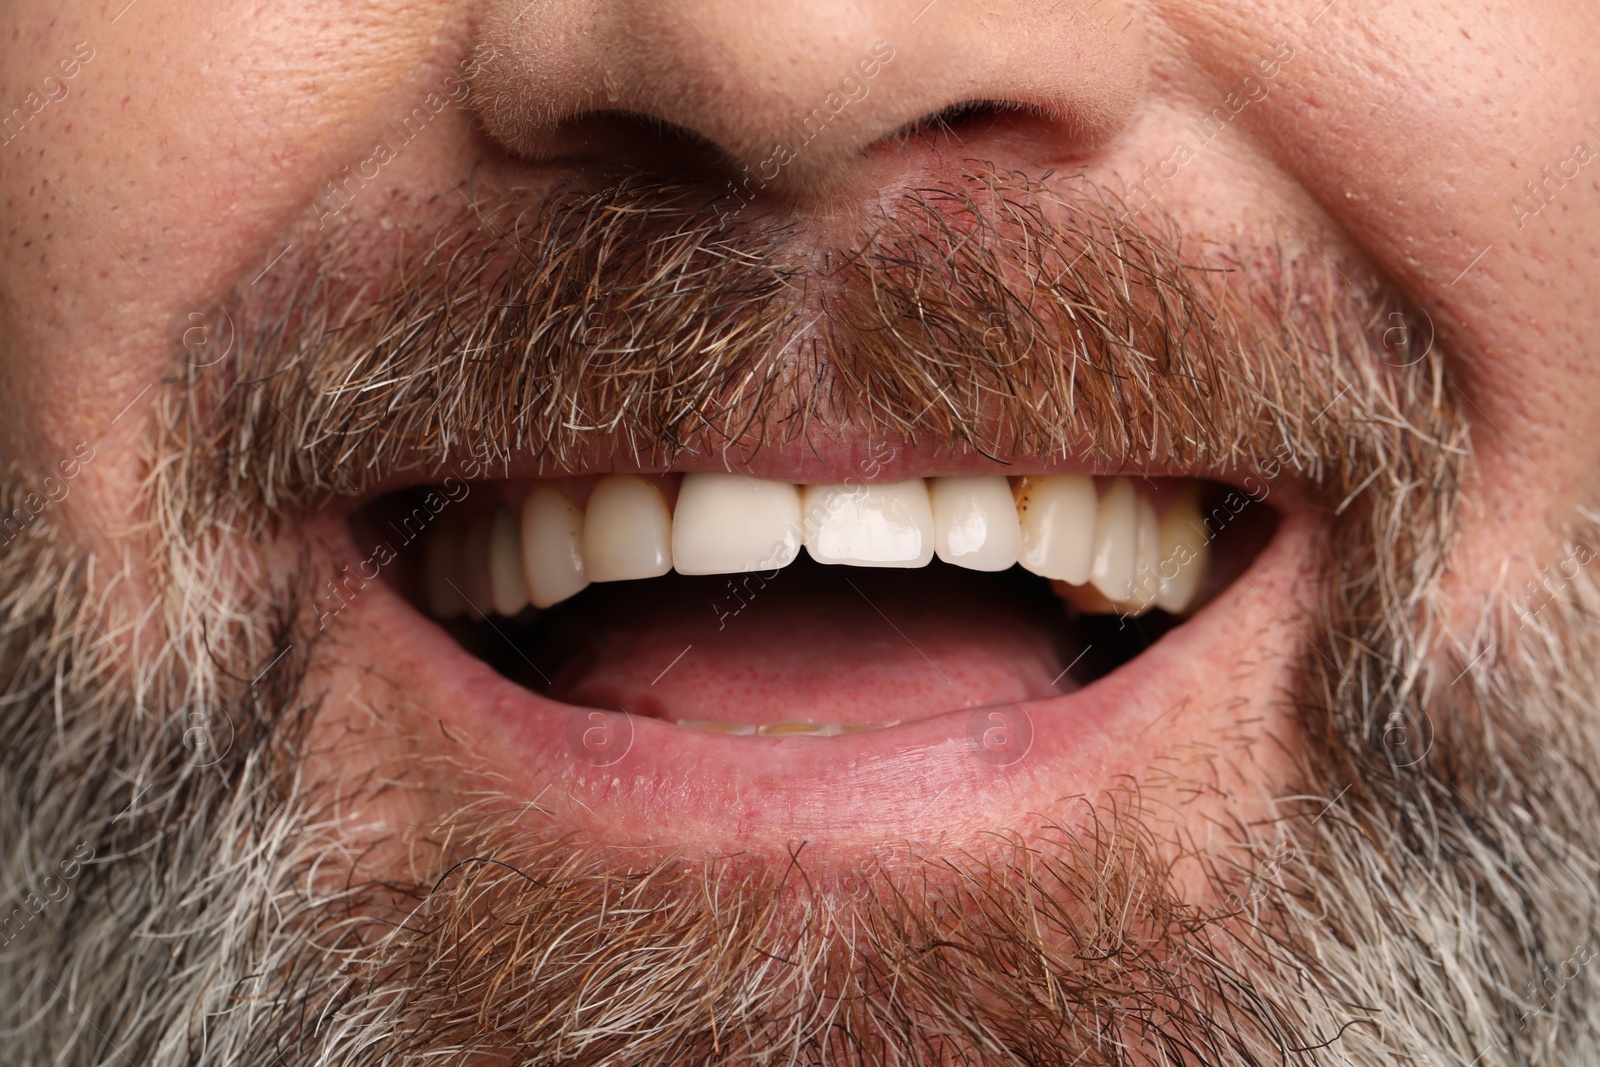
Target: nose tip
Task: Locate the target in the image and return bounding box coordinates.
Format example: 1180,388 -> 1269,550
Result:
474,0 -> 1145,192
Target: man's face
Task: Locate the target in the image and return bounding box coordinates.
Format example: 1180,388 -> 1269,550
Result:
3,0 -> 1600,1063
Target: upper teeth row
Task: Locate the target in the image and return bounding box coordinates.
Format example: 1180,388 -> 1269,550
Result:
424,474 -> 1211,619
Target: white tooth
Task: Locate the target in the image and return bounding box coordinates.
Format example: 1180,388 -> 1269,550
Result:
488,508 -> 529,616
1014,474 -> 1096,583
423,512 -> 469,619
520,484 -> 589,607
1089,477 -> 1139,601
930,476 -> 1020,572
459,512 -> 495,619
802,480 -> 934,567
582,475 -> 673,582
1114,493 -> 1162,615
1156,484 -> 1210,614
672,473 -> 802,575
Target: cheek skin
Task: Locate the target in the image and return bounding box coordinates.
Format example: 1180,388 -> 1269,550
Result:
0,0 -> 465,547
1153,0 -> 1600,599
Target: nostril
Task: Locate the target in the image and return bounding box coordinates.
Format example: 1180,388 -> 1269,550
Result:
529,110 -> 730,174
474,0 -> 1147,198
874,98 -> 1110,166
889,99 -> 1043,148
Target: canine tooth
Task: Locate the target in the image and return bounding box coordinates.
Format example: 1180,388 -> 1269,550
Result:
1014,474 -> 1096,583
1156,483 -> 1210,614
1112,493 -> 1162,616
583,475 -> 673,582
757,721 -> 843,737
930,476 -> 1021,571
1089,477 -> 1138,601
520,484 -> 589,608
423,512 -> 469,618
459,512 -> 496,619
802,480 -> 934,567
488,508 -> 529,616
672,473 -> 802,575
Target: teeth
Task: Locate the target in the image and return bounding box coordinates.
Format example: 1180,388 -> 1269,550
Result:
459,512 -> 496,619
929,476 -> 1021,571
675,720 -> 758,736
423,512 -> 469,619
1056,488 -> 1211,617
802,480 -> 934,568
672,473 -> 803,575
425,473 -> 1218,619
1089,477 -> 1139,601
1114,493 -> 1162,616
1155,483 -> 1209,614
1053,578 -> 1117,614
1014,474 -> 1096,583
520,484 -> 589,608
758,721 -> 844,737
582,475 -> 673,582
675,719 -> 896,736
487,508 -> 530,617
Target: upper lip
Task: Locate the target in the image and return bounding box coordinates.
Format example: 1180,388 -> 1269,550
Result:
338,432 -> 1304,518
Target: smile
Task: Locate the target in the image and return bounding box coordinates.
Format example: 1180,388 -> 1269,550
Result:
338,456 -> 1286,849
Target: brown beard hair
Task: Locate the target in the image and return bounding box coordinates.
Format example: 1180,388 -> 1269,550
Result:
2,171 -> 1598,1065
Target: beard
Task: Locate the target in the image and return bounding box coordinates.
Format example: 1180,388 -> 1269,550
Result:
3,170 -> 1598,1065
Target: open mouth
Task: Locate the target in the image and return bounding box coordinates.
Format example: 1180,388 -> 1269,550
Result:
352,470 -> 1276,752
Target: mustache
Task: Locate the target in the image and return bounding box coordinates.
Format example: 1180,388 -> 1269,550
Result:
163,169 -> 1443,534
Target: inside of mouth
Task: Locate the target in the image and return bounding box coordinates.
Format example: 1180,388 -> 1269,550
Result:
354,476 -> 1276,734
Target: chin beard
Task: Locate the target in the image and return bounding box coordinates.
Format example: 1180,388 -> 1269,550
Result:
3,175 -> 1599,1066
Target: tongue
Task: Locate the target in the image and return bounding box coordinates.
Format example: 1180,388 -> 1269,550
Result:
531,557 -> 1080,726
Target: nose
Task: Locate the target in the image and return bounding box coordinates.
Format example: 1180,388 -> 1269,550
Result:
473,0 -> 1145,193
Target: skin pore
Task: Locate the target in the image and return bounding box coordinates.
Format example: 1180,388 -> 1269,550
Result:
1,0 -> 1599,1063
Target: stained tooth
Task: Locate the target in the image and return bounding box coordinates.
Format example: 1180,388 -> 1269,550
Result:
1113,493 -> 1162,616
1014,474 -> 1096,583
459,512 -> 496,619
423,512 -> 469,619
487,508 -> 529,616
672,473 -> 802,575
582,475 -> 673,582
802,480 -> 934,568
520,484 -> 589,608
1155,483 -> 1210,614
930,476 -> 1020,572
1089,477 -> 1139,601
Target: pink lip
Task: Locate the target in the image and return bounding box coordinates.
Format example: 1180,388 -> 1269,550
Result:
315,502 -> 1312,855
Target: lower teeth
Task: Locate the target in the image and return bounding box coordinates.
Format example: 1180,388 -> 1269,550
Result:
675,720 -> 900,736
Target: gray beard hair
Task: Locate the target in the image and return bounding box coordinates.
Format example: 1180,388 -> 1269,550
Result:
2,175 -> 1598,1065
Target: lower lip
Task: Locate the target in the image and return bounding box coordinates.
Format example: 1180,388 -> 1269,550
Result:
316,512 -> 1310,853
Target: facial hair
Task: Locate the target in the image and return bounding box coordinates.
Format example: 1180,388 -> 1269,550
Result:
1,171 -> 1597,1065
